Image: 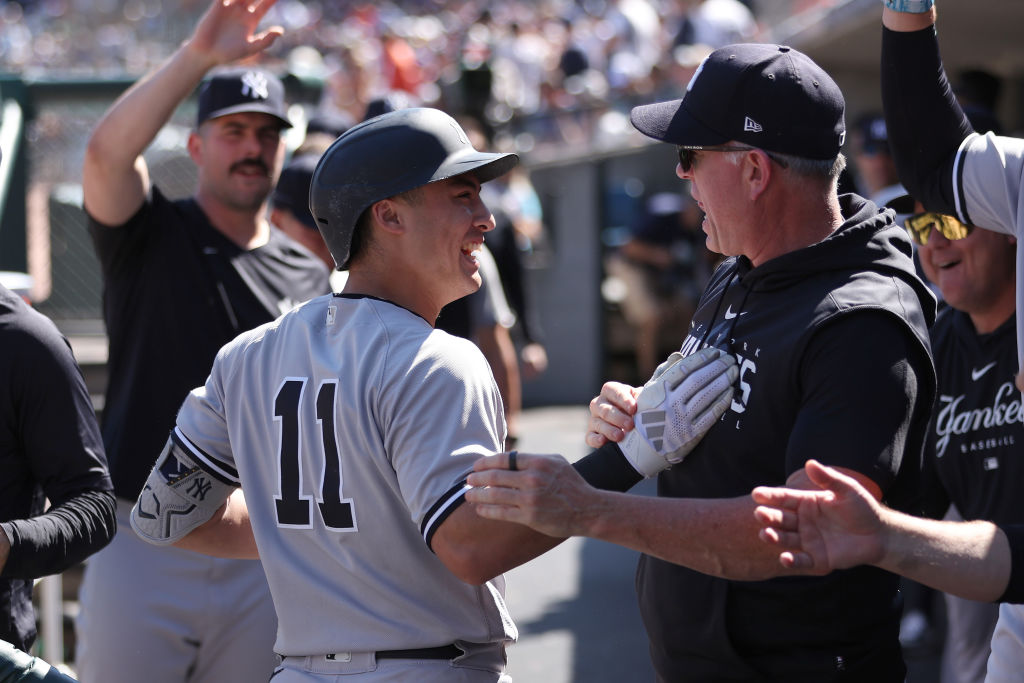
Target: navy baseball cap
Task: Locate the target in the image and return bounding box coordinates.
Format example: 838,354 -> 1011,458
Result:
196,67 -> 292,129
271,154 -> 318,229
631,44 -> 846,160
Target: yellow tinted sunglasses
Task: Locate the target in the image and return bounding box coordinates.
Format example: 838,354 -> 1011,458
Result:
904,212 -> 973,245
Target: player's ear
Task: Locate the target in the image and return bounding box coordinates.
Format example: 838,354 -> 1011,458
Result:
371,199 -> 405,236
187,130 -> 203,165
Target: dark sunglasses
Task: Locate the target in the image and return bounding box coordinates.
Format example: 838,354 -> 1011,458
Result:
676,145 -> 788,173
904,211 -> 974,245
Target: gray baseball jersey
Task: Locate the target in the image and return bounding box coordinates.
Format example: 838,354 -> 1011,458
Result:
172,293 -> 516,657
952,132 -> 1024,375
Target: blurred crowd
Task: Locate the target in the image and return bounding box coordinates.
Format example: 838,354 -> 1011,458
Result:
0,0 -> 772,153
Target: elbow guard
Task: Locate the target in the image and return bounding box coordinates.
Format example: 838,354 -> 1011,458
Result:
131,437 -> 234,545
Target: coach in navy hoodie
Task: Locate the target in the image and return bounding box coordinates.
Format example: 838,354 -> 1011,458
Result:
469,43 -> 936,682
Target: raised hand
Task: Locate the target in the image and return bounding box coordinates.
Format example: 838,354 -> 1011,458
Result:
189,0 -> 284,68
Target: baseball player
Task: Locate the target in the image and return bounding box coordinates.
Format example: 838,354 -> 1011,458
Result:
882,2 -> 1024,680
129,107 -> 737,681
76,1 -> 328,681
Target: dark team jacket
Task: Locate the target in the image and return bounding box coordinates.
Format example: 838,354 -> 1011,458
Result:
922,309 -> 1024,524
638,194 -> 937,682
87,187 -> 329,500
0,285 -> 115,650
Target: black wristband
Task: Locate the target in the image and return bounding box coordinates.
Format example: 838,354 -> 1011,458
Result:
573,442 -> 644,493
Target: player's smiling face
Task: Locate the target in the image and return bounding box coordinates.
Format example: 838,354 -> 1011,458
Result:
191,112 -> 286,212
401,174 -> 495,309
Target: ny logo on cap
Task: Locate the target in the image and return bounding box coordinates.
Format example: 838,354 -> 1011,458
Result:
240,71 -> 270,100
744,117 -> 763,133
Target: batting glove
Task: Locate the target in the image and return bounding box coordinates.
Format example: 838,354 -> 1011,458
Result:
619,347 -> 738,478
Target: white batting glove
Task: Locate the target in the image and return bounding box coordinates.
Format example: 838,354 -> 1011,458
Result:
620,347 -> 738,478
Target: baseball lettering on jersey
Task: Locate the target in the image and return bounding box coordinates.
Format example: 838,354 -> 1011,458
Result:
933,381 -> 1024,457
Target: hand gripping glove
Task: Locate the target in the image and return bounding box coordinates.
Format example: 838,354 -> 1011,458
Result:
619,347 -> 739,478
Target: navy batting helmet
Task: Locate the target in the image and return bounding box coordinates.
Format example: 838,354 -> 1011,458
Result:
309,108 -> 518,269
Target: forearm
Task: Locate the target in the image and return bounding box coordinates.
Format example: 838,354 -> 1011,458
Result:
0,490 -> 116,579
583,492 -> 797,581
89,42 -> 214,168
878,510 -> 1010,602
433,503 -> 565,585
173,489 -> 259,560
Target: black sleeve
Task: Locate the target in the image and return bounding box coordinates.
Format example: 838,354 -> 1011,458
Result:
1,490 -> 116,579
999,524 -> 1024,604
881,24 -> 975,217
787,312 -> 932,510
573,442 -> 644,492
2,315 -> 116,579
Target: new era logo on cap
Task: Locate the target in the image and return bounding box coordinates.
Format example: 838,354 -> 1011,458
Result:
744,117 -> 763,133
196,67 -> 292,129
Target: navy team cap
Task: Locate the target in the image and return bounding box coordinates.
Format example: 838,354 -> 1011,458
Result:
271,154 -> 318,230
630,44 -> 846,160
196,67 -> 292,129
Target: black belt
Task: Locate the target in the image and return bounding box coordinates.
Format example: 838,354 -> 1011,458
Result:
375,644 -> 462,660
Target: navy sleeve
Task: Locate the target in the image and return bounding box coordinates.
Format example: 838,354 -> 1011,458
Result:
881,25 -> 975,217
787,312 -> 929,508
573,442 -> 644,492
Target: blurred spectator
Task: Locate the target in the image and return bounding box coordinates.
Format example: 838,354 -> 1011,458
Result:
850,112 -> 906,208
605,190 -> 709,379
672,0 -> 757,50
461,116 -> 550,380
270,153 -> 335,276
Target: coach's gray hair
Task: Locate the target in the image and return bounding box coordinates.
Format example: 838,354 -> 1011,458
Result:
725,149 -> 846,184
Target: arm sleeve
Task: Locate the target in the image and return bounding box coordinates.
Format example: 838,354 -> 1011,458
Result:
1,490 -> 116,579
2,320 -> 115,579
786,313 -> 930,502
881,24 -> 974,217
572,442 -> 645,492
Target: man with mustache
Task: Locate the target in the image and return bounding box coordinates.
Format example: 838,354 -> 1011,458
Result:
75,1 -> 328,682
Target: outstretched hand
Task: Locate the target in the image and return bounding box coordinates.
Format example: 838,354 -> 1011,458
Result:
752,459 -> 887,574
189,0 -> 283,67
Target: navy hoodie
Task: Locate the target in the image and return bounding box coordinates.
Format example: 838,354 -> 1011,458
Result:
638,194 -> 937,682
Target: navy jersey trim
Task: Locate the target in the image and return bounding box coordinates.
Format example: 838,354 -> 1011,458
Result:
421,480 -> 470,551
171,427 -> 239,485
336,292 -> 432,326
953,133 -> 976,226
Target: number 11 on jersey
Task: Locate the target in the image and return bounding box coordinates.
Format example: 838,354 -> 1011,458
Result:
274,378 -> 357,531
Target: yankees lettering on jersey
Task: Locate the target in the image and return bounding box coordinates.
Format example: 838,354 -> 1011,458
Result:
678,329 -> 757,425
933,381 -> 1023,458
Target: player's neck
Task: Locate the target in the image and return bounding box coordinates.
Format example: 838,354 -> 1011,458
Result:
195,195 -> 271,250
343,265 -> 442,326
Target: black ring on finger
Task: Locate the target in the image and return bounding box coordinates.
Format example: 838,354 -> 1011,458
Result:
508,450 -> 518,472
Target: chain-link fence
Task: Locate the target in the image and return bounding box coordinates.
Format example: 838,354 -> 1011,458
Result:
23,87 -> 198,325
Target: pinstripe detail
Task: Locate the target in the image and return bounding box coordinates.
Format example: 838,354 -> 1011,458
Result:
421,480 -> 470,550
172,427 -> 239,485
953,133 -> 977,226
